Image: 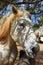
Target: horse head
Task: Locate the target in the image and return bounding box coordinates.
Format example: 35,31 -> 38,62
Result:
11,8 -> 40,58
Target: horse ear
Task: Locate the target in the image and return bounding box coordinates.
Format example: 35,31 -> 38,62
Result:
12,5 -> 18,14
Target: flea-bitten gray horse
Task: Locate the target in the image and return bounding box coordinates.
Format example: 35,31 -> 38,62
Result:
0,5 -> 23,65
0,5 -> 39,65
11,9 -> 40,58
11,8 -> 40,65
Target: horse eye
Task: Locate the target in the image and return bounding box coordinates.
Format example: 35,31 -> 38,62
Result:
19,23 -> 25,29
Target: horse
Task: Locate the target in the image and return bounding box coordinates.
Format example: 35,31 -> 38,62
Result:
0,5 -> 23,65
10,7 -> 40,65
0,5 -> 39,65
11,8 -> 40,58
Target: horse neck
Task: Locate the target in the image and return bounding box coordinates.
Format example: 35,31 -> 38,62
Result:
0,13 -> 15,40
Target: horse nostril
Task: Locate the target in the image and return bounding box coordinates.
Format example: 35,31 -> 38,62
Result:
32,44 -> 40,54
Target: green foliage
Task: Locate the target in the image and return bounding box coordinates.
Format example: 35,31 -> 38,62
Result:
32,24 -> 40,30
38,17 -> 43,26
39,17 -> 43,22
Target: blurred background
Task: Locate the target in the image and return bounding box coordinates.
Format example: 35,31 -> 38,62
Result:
0,0 -> 43,26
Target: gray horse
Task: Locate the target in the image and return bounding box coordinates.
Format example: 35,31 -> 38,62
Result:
0,5 -> 39,65
11,9 -> 40,58
11,8 -> 40,65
